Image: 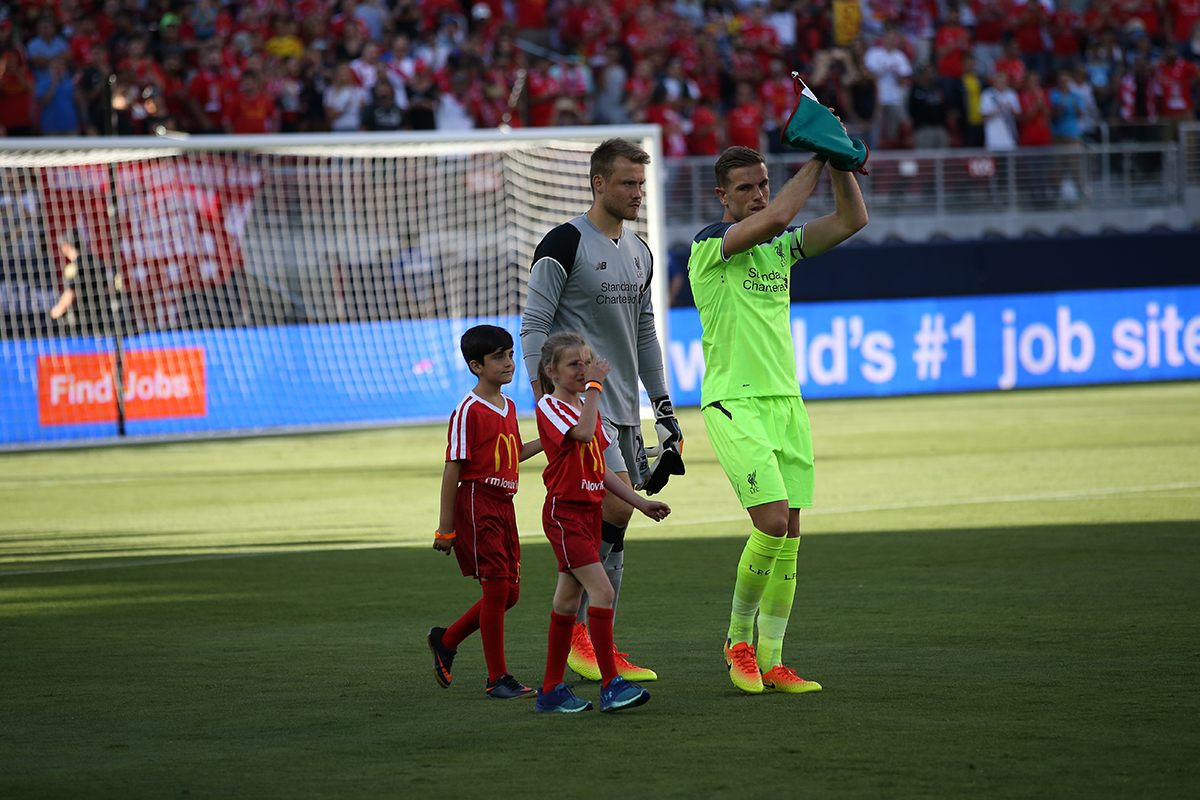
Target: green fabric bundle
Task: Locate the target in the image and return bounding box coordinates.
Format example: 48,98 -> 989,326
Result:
780,73 -> 870,174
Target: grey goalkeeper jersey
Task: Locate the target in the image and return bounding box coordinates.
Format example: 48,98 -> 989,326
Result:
521,213 -> 667,427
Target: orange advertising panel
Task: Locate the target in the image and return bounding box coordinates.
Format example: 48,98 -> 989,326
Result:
38,347 -> 207,426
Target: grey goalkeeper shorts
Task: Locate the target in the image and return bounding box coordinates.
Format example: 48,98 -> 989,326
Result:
600,417 -> 650,488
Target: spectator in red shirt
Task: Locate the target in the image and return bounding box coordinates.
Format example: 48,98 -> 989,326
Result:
1017,70 -> 1053,146
69,15 -> 102,68
727,35 -> 764,90
935,6 -> 973,81
646,84 -> 690,158
727,81 -> 766,151
187,43 -> 234,133
687,93 -> 722,156
160,52 -> 194,131
1084,0 -> 1121,43
525,54 -> 560,127
1049,7 -> 1084,75
1156,51 -> 1199,140
330,0 -> 370,44
739,2 -> 781,73
992,38 -> 1028,88
472,70 -> 521,129
235,6 -> 274,44
117,35 -> 167,97
226,70 -> 279,133
1168,0 -> 1200,53
623,58 -> 656,119
1012,0 -> 1051,78
759,57 -> 794,154
0,21 -> 37,137
688,35 -> 723,103
95,0 -> 118,41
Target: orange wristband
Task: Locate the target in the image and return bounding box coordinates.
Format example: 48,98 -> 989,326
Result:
434,531 -> 456,540
585,380 -> 603,392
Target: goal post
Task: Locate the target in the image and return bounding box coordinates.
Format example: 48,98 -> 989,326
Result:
0,126 -> 668,448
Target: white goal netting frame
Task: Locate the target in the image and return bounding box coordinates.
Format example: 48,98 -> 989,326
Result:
0,126 -> 667,448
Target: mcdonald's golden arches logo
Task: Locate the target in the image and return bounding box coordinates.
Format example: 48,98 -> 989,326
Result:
494,433 -> 520,473
578,437 -> 603,475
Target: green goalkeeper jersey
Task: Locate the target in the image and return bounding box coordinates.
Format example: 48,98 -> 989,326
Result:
687,222 -> 806,405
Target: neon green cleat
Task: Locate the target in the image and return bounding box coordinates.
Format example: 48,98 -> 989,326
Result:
724,639 -> 763,694
614,648 -> 657,682
567,623 -> 602,681
761,664 -> 822,693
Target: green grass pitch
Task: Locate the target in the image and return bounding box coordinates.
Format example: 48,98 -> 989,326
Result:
2,382 -> 1198,799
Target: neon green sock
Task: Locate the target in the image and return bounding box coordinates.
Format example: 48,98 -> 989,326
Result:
728,530 -> 786,645
757,536 -> 800,671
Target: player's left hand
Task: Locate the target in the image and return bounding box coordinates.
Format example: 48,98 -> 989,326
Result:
642,396 -> 685,496
640,500 -> 671,522
433,532 -> 455,554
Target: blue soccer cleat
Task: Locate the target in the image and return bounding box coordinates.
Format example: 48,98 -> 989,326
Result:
534,683 -> 594,713
599,676 -> 650,713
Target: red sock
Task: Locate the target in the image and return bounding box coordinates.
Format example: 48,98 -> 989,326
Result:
479,579 -> 509,682
443,597 -> 482,650
587,606 -> 617,687
542,610 -> 575,694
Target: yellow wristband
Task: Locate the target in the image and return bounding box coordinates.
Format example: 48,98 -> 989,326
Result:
434,531 -> 456,540
585,381 -> 603,393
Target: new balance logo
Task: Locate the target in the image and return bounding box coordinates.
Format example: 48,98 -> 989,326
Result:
596,261 -> 607,270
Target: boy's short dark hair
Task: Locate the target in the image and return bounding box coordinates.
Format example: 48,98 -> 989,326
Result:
460,324 -> 513,368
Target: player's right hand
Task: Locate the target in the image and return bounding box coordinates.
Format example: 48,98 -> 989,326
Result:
433,532 -> 455,554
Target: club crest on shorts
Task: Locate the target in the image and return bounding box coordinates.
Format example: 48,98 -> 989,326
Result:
747,470 -> 759,494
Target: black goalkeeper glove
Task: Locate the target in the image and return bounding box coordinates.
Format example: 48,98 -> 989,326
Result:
642,396 -> 685,496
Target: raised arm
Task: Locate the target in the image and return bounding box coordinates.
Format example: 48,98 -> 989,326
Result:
565,358 -> 611,442
721,154 -> 828,259
794,168 -> 868,258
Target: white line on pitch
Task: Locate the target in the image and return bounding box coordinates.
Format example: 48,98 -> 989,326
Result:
620,481 -> 1200,530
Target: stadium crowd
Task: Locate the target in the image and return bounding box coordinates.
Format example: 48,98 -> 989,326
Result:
1,0 -> 1198,151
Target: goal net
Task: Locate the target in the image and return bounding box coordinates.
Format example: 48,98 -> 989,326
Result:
0,127 -> 666,447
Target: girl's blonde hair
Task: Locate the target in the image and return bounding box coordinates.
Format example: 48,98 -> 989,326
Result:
538,331 -> 590,397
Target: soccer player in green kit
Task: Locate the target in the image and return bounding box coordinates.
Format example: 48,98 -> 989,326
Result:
688,144 -> 868,694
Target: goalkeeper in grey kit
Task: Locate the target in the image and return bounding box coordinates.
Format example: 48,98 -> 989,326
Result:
521,138 -> 684,683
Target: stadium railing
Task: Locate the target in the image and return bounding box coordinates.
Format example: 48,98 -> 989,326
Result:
664,134 -> 1200,245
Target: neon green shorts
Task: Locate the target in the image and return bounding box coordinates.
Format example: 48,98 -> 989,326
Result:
701,395 -> 814,510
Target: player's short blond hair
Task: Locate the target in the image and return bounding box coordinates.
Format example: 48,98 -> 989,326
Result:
590,138 -> 651,189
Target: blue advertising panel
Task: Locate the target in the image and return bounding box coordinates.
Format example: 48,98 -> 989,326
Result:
666,286 -> 1200,405
3,286 -> 1198,447
0,317 -> 536,446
